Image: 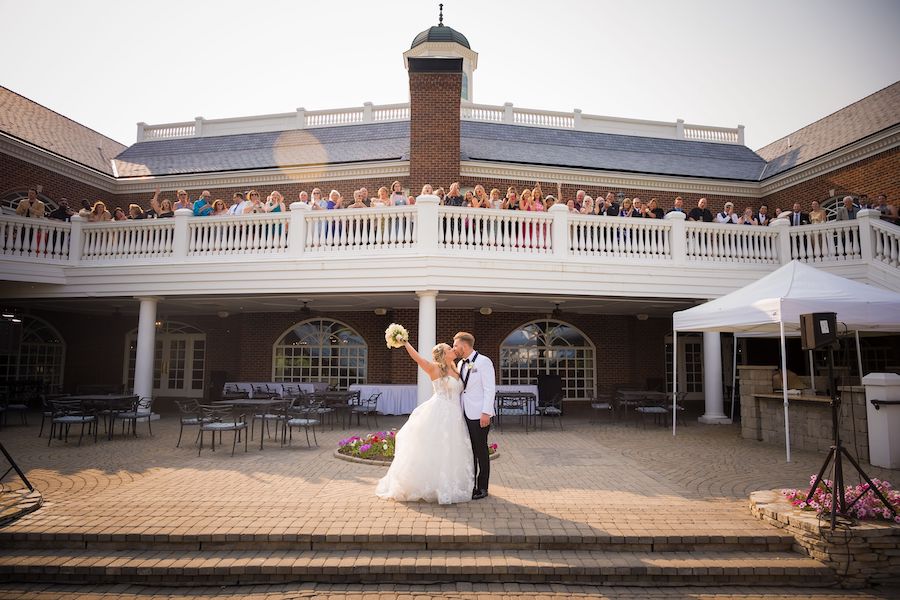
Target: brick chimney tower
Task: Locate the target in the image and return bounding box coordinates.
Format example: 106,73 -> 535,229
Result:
408,57 -> 462,193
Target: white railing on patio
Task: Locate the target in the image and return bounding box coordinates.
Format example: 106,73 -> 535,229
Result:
81,219 -> 174,261
788,221 -> 862,264
189,213 -> 290,256
0,215 -> 71,262
438,207 -> 553,253
304,207 -> 416,252
871,220 -> 900,268
685,222 -> 780,264
570,216 -> 671,259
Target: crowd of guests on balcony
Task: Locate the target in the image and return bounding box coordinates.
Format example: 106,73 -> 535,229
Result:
12,184 -> 899,226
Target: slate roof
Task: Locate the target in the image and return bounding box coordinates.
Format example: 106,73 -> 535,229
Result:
460,122 -> 767,181
113,122 -> 411,177
756,81 -> 900,179
411,24 -> 471,49
0,86 -> 126,176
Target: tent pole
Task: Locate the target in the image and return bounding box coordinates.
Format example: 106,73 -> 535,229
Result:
672,331 -> 678,436
780,321 -> 791,462
809,350 -> 816,393
854,330 -> 864,383
730,335 -> 738,421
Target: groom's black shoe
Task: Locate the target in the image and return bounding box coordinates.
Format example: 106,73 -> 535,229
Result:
472,489 -> 488,500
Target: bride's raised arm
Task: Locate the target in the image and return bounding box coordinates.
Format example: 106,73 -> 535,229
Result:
403,341 -> 439,378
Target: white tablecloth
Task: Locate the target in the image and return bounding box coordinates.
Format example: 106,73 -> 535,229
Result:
224,382 -> 317,398
496,384 -> 540,414
349,384 -> 418,415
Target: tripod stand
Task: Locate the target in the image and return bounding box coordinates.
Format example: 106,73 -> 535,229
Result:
805,345 -> 897,529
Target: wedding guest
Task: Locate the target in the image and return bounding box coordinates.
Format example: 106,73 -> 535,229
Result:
631,198 -> 646,218
358,187 -> 371,207
544,195 -> 556,209
444,182 -> 465,207
466,190 -> 482,208
243,190 -> 266,214
716,202 -> 739,224
16,188 -> 45,218
297,191 -> 310,205
809,200 -> 827,224
579,195 -> 594,215
128,204 -> 146,220
420,184 -> 433,196
149,198 -> 174,218
112,206 -> 128,221
566,199 -> 577,213
173,190 -> 191,210
372,187 -> 390,208
266,190 -> 287,214
574,189 -> 586,212
347,190 -> 367,209
193,193 -> 213,216
836,196 -> 858,221
502,187 -> 519,210
667,197 -> 685,214
327,189 -> 342,210
489,188 -> 503,209
77,199 -> 92,218
756,204 -> 771,226
737,207 -> 758,225
788,202 -> 810,226
688,197 -> 713,222
407,195 -> 416,205
390,181 -> 407,205
532,192 -> 545,212
435,187 -> 446,203
211,199 -> 229,216
47,198 -> 74,221
619,198 -> 635,217
645,198 -> 664,219
88,201 -> 112,222
227,192 -> 247,215
472,185 -> 489,208
603,192 -> 618,216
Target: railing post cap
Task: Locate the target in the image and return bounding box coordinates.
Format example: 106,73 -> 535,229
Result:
194,116 -> 204,121
677,118 -> 685,124
415,194 -> 440,205
174,208 -> 194,217
137,121 -> 147,126
296,107 -> 306,112
503,102 -> 514,107
70,214 -> 85,222
664,210 -> 686,221
548,203 -> 569,214
857,208 -> 879,218
363,101 -> 373,107
290,202 -> 311,211
769,218 -> 790,227
573,108 -> 582,114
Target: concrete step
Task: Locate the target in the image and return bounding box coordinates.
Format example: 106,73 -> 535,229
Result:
0,548 -> 834,586
0,530 -> 797,552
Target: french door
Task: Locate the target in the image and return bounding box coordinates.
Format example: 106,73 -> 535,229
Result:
665,334 -> 704,401
124,327 -> 206,397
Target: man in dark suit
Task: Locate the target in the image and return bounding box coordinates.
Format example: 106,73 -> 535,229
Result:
789,202 -> 810,226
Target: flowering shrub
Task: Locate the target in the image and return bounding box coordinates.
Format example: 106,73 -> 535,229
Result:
337,432 -> 498,462
783,475 -> 900,523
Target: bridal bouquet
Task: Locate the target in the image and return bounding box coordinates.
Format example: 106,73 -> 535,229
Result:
385,323 -> 409,348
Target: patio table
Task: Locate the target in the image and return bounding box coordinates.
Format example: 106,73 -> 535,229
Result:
63,394 -> 137,440
214,398 -> 289,449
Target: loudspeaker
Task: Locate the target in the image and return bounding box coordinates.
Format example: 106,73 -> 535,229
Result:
800,312 -> 837,350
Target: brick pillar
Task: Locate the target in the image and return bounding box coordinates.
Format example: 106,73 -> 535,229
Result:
408,57 -> 462,193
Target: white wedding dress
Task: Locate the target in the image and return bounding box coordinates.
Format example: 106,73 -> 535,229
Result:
376,375 -> 474,505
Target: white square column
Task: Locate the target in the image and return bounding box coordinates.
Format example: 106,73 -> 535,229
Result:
416,290 -> 438,406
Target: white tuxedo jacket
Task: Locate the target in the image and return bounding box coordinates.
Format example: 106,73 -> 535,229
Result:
457,351 -> 496,420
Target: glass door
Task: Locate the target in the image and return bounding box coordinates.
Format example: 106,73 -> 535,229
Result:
125,329 -> 206,397
666,335 -> 704,401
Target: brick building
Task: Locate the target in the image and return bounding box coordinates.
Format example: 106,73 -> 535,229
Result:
1,17 -> 899,420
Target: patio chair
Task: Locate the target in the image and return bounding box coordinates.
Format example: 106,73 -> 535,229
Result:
0,392 -> 28,426
47,399 -> 97,446
589,393 -> 613,423
174,399 -> 212,447
495,392 -> 530,433
535,392 -> 563,430
635,392 -> 670,428
114,397 -> 156,437
351,392 -> 381,428
282,399 -> 320,447
251,399 -> 290,442
198,404 -> 248,456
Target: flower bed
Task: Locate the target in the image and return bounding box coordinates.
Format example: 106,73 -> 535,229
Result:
337,431 -> 498,464
783,475 -> 900,523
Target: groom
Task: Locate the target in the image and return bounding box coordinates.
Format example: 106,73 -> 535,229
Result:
452,332 -> 495,500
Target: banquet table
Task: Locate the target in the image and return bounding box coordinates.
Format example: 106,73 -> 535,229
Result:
348,384 -> 417,415
224,382 -> 317,398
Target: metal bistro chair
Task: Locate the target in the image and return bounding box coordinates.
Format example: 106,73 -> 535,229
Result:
0,392 -> 28,426
589,393 -> 614,424
47,399 -> 97,446
535,392 -> 563,430
174,399 -> 213,448
634,392 -> 670,428
114,397 -> 156,437
251,398 -> 290,443
198,404 -> 248,456
351,392 -> 381,429
495,392 -> 530,433
282,397 -> 320,447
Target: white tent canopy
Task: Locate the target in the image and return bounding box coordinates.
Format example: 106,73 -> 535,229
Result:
671,261 -> 900,461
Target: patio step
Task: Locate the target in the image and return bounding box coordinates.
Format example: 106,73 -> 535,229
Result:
0,531 -> 798,553
0,548 -> 834,587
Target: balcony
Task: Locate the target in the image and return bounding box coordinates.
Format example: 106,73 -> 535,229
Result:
1,201 -> 898,301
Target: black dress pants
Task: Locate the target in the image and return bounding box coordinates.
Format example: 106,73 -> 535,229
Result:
466,417 -> 490,492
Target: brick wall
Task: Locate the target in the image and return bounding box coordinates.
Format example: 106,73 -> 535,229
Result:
0,154 -> 111,208
409,58 -> 462,193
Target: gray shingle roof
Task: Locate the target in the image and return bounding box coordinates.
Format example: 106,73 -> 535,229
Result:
461,122 -> 767,181
756,81 -> 900,179
0,86 -> 126,176
113,122 -> 411,177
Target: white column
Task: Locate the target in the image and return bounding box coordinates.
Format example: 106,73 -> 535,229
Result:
664,210 -> 687,266
548,203 -> 569,259
414,195 -> 440,252
287,202 -> 310,257
699,331 -> 732,424
416,290 -> 438,406
134,297 -> 161,412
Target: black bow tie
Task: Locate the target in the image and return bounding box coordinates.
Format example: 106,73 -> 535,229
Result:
462,358 -> 470,364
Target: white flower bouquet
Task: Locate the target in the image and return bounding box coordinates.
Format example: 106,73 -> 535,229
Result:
385,323 -> 409,349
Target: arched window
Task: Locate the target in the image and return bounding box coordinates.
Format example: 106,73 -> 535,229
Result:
499,320 -> 595,399
273,319 -> 367,389
0,315 -> 65,389
1,190 -> 57,215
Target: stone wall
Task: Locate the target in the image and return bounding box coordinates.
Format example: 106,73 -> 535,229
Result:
739,366 -> 871,462
750,489 -> 900,588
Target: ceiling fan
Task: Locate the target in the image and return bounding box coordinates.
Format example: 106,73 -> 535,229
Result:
300,301 -> 311,315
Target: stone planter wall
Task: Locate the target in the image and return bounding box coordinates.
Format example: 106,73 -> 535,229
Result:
750,489 -> 900,588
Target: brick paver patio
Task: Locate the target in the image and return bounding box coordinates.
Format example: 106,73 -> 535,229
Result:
0,412 -> 897,598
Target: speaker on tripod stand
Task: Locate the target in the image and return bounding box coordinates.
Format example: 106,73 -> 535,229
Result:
799,312 -> 896,527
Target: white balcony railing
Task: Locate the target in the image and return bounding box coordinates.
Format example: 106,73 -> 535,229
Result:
137,102 -> 744,145
1,206 -> 893,279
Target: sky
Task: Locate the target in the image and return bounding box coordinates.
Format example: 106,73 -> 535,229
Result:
2,0 -> 898,150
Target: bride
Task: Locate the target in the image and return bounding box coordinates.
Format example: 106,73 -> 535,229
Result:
375,340 -> 474,505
